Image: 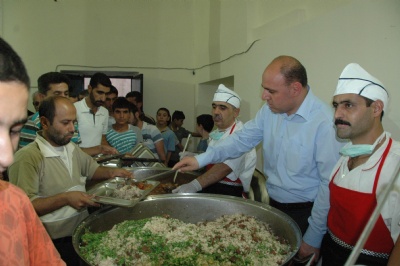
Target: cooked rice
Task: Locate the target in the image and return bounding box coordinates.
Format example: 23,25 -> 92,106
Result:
80,213 -> 292,266
112,185 -> 142,200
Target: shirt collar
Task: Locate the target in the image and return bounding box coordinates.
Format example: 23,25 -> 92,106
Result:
80,98 -> 105,115
35,131 -> 75,158
283,86 -> 315,122
81,98 -> 91,113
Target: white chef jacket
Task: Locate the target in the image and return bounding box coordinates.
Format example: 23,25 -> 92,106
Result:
209,120 -> 257,192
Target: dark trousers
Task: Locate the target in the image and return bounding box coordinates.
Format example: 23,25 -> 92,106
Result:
269,198 -> 313,235
200,183 -> 243,198
321,232 -> 388,266
53,236 -> 81,266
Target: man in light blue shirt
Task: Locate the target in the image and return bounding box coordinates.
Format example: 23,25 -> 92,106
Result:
174,55 -> 345,263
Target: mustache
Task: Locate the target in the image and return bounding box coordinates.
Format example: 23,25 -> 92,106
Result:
335,119 -> 351,126
213,115 -> 222,121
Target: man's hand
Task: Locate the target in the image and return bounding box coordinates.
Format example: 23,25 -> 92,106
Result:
65,191 -> 100,210
92,166 -> 134,180
172,156 -> 200,172
179,151 -> 197,160
110,168 -> 134,179
100,145 -> 118,155
172,179 -> 202,193
296,241 -> 320,265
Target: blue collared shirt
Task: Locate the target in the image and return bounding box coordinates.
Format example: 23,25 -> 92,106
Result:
196,88 -> 345,247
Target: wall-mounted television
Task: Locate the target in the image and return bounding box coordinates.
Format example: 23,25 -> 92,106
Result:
60,70 -> 143,98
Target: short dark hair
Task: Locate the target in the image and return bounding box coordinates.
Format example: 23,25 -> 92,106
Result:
276,56 -> 308,87
126,91 -> 142,102
112,97 -> 131,112
89,72 -> 112,89
39,96 -> 60,124
79,89 -> 89,97
69,90 -> 79,99
197,114 -> 214,133
128,102 -> 139,114
364,96 -> 384,120
37,72 -> 71,95
172,110 -> 185,121
0,37 -> 30,88
107,85 -> 119,96
157,107 -> 171,126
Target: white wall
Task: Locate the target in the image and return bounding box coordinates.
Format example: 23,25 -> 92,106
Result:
1,0 -> 399,168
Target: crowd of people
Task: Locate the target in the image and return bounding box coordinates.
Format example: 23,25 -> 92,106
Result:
0,35 -> 399,266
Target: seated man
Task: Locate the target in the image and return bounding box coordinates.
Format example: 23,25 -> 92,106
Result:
8,96 -> 133,265
172,85 -> 257,198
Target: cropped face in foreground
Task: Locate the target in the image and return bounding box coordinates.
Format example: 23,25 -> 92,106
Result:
0,81 -> 28,172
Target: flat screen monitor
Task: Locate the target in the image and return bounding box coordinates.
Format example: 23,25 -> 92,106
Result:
61,70 -> 143,97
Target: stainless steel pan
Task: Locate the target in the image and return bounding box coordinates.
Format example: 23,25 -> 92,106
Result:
73,193 -> 301,265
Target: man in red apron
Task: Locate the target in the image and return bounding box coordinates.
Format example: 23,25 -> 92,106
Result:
172,84 -> 256,198
321,63 -> 400,265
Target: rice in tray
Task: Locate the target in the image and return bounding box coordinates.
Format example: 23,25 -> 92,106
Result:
80,213 -> 292,266
112,185 -> 142,200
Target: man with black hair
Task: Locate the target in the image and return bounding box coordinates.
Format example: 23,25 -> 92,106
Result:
78,89 -> 88,101
321,63 -> 400,265
0,37 -> 65,265
32,91 -> 43,112
19,72 -> 73,149
106,97 -> 143,154
9,96 -> 133,264
129,103 -> 167,164
126,91 -> 156,125
74,73 -> 116,152
196,114 -> 214,152
105,85 -> 119,130
168,110 -> 199,167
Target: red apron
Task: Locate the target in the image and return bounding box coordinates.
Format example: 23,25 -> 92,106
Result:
327,138 -> 394,254
206,123 -> 242,186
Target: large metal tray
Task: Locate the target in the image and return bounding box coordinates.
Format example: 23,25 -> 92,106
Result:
73,194 -> 301,266
87,178 -> 160,207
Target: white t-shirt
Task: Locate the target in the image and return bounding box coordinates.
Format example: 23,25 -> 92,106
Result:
74,99 -> 109,148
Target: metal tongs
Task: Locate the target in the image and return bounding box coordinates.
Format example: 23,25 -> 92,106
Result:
173,134 -> 191,183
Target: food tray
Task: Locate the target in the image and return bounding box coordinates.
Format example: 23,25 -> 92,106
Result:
87,178 -> 160,208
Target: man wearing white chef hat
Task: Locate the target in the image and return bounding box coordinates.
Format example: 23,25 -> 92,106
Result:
321,63 -> 400,265
174,56 -> 345,264
173,84 -> 256,198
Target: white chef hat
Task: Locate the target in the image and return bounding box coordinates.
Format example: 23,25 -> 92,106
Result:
213,84 -> 241,108
334,63 -> 388,112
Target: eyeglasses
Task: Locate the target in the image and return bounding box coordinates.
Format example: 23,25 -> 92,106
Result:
33,101 -> 40,106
